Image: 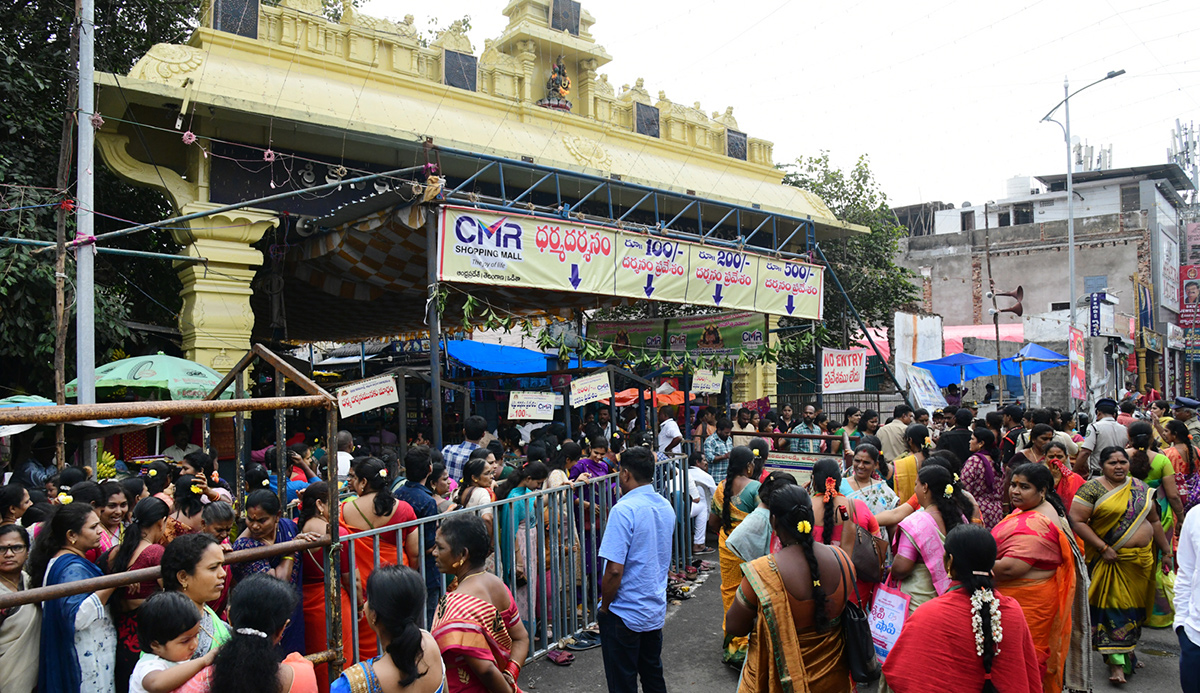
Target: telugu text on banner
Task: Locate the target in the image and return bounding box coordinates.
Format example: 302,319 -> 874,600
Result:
507,391 -> 556,421
337,375 -> 399,418
437,206 -> 824,319
820,348 -> 868,393
570,372 -> 612,407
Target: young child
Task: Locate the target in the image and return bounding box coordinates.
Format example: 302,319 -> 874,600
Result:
130,591 -> 217,693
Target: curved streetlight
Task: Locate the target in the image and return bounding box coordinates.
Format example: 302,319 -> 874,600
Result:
1040,69 -> 1125,330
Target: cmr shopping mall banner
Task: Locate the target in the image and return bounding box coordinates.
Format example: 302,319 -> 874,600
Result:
437,206 -> 824,319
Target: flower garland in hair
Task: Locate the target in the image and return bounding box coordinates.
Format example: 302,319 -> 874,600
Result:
823,476 -> 841,502
969,585 -> 1003,657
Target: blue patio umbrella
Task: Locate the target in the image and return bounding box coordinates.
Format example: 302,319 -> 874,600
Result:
0,395 -> 166,438
1002,343 -> 1067,376
912,353 -> 998,388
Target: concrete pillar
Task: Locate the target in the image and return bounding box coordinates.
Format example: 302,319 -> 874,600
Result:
172,203 -> 278,372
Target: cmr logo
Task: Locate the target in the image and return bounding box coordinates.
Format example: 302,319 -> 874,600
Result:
453,214 -> 524,261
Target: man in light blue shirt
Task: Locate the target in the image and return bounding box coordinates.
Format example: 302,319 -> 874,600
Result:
598,445 -> 674,693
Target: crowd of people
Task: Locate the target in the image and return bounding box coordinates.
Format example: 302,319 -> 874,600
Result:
706,396 -> 1200,693
0,409 -> 688,693
3,389 -> 1200,693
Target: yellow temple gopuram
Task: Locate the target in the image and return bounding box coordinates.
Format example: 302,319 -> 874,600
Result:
94,0 -> 866,405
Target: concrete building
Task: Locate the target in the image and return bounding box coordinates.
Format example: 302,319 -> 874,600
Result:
896,164 -> 1194,399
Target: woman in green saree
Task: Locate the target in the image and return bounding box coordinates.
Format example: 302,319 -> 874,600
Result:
1069,446 -> 1174,685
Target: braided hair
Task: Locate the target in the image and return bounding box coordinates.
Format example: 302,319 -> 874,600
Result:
721,446 -> 756,533
810,458 -> 843,546
917,464 -> 968,534
944,524 -> 1002,693
770,485 -> 831,632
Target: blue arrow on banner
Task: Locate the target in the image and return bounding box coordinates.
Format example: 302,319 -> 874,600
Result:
568,264 -> 581,289
713,283 -> 724,305
786,294 -> 795,314
644,274 -> 655,297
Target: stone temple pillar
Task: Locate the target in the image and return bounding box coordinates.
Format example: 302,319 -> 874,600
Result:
171,203 -> 278,373
732,315 -> 780,406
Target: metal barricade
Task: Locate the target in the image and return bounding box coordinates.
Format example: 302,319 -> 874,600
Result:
336,454 -> 692,661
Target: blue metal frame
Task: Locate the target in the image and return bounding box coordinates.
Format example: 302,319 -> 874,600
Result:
435,144 -> 827,259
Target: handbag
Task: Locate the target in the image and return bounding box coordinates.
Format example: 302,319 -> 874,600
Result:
847,500 -> 888,583
868,576 -> 912,664
833,546 -> 882,683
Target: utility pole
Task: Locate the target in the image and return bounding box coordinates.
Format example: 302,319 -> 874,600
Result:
75,0 -> 97,467
53,18 -> 81,469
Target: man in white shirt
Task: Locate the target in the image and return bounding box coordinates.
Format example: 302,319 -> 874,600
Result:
161,424 -> 201,462
687,451 -> 717,554
1076,398 -> 1129,477
335,430 -> 355,478
1176,506 -> 1200,693
657,405 -> 682,457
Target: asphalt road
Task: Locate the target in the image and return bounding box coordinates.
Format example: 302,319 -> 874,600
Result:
522,571 -> 1185,692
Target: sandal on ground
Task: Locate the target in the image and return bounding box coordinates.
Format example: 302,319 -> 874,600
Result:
547,650 -> 574,666
693,545 -> 715,555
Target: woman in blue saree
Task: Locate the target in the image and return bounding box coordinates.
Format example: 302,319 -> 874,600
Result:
28,501 -> 118,693
232,489 -> 314,655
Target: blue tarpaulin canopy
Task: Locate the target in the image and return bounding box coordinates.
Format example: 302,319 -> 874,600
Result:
1003,343 -> 1067,376
445,340 -> 605,375
912,353 -> 998,388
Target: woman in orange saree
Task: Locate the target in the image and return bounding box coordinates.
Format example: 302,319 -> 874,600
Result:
432,514 -> 530,693
340,458 -> 418,660
992,463 -> 1091,693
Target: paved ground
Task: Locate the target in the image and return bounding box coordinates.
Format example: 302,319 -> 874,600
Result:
522,571 -> 1185,692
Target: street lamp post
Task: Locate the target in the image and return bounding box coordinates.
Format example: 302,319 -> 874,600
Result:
1040,70 -> 1125,329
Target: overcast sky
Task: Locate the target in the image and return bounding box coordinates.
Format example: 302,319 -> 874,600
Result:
361,0 -> 1199,208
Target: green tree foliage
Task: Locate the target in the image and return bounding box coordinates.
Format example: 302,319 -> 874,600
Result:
0,0 -> 201,394
779,152 -> 917,360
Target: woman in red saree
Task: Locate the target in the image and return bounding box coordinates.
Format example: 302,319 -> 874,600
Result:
992,463 -> 1091,693
340,457 -> 418,660
883,524 -> 1042,693
432,513 -> 530,693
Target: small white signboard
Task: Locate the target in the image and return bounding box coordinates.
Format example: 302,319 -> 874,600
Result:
570,372 -> 612,407
508,391 -> 556,421
691,369 -> 724,395
337,375 -> 399,418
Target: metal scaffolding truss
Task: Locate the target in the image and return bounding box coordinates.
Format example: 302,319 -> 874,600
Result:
432,145 -> 820,261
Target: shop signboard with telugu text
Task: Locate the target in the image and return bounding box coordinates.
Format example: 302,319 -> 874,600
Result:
437,206 -> 824,319
1069,327 -> 1086,400
507,391 -> 556,421
820,348 -> 868,394
569,372 -> 611,407
337,375 -> 399,418
691,369 -> 724,395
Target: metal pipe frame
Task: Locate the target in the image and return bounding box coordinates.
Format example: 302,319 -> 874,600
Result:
0,394 -> 331,425
433,146 -> 843,254
0,236 -> 208,263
